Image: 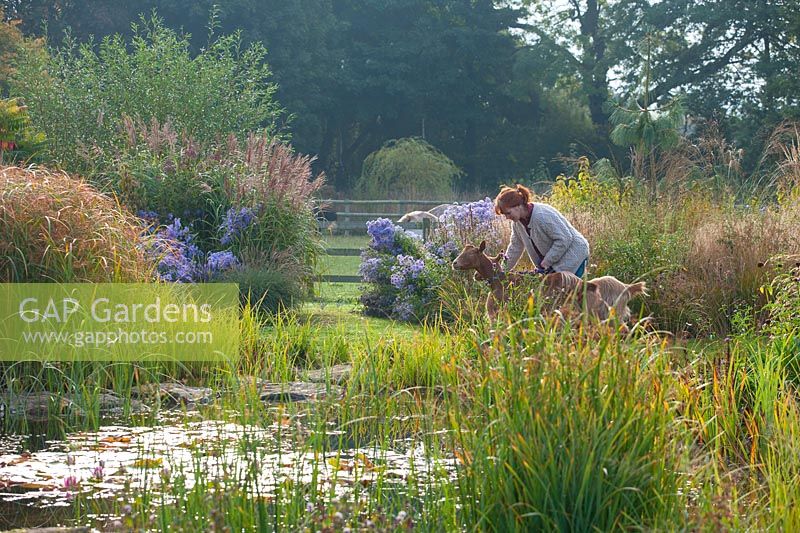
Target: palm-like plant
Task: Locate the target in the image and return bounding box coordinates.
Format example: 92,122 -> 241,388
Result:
609,34 -> 685,201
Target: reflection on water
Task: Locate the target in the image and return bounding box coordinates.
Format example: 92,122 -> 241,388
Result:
0,416 -> 455,529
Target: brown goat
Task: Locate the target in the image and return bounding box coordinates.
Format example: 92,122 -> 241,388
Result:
543,271 -> 648,322
452,241 -> 646,323
451,241 -> 596,320
451,240 -> 510,319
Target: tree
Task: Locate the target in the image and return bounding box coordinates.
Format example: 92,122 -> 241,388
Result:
11,15 -> 282,171
0,6 -> 46,96
356,137 -> 461,198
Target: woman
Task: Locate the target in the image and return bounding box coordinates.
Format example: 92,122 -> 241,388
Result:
494,184 -> 589,278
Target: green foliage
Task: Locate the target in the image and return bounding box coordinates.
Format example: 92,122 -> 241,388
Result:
11,14 -> 282,173
593,213 -> 686,284
9,1 -> 800,191
231,199 -> 323,292
457,326 -> 684,531
762,264 -> 800,338
112,117 -> 225,232
0,97 -> 45,162
220,266 -> 303,316
609,96 -> 684,151
356,137 -> 460,199
0,165 -> 152,282
110,118 -> 324,297
550,156 -> 631,209
0,9 -> 47,96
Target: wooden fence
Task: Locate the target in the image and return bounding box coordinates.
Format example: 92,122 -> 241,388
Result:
318,199 -> 451,235
319,199 -> 450,283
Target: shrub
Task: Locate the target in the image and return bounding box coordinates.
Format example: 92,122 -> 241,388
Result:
216,135 -> 325,290
0,165 -> 152,282
356,137 -> 461,199
359,218 -> 449,321
113,116 -> 225,235
113,121 -> 324,295
11,14 -> 282,173
0,98 -> 45,163
0,9 -> 47,96
358,199 -> 509,323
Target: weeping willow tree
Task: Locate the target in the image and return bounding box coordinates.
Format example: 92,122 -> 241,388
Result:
610,34 -> 685,202
356,137 -> 461,199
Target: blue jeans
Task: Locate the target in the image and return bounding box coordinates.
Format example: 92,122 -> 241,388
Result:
574,259 -> 587,278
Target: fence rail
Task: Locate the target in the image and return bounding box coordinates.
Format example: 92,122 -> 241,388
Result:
318,199 -> 449,283
318,198 -> 450,235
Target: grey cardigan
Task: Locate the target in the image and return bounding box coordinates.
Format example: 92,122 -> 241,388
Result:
505,203 -> 589,273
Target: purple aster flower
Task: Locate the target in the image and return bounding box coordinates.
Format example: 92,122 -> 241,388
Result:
390,272 -> 406,289
393,300 -> 415,321
220,207 -> 256,245
367,218 -> 403,253
161,218 -> 193,243
137,210 -> 160,225
157,250 -> 198,282
206,250 -> 240,277
358,256 -> 385,283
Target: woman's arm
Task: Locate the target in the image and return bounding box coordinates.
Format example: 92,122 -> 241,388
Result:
504,223 -> 525,270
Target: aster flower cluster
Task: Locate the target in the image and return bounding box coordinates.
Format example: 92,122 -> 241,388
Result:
359,219 -> 446,322
440,197 -> 498,236
425,240 -> 460,264
366,218 -> 400,254
358,256 -> 386,284
136,210 -> 160,226
390,255 -> 425,289
359,198 -> 512,322
205,250 -> 240,275
147,217 -> 242,282
220,206 -> 256,246
153,218 -> 203,282
427,197 -> 507,261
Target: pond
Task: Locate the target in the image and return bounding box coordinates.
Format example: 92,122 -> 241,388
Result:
0,393 -> 457,530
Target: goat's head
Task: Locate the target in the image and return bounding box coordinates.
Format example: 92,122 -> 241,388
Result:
452,240 -> 488,271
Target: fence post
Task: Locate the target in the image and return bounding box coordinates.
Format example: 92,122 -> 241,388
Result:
343,201 -> 351,236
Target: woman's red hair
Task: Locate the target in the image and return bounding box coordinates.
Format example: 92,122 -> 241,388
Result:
494,184 -> 532,215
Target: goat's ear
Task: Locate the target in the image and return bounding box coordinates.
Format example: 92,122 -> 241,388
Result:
479,240 -> 486,252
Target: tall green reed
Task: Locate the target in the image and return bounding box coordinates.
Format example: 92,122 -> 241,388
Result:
452,315 -> 687,531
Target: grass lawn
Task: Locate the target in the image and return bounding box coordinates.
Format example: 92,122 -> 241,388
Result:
317,254 -> 362,277
260,281 -> 424,366
321,234 -> 369,250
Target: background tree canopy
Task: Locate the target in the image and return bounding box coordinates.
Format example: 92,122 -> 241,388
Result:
3,0 -> 798,194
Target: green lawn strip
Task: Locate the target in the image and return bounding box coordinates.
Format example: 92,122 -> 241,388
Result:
317,253 -> 362,277
321,234 -> 369,250
255,282 -> 423,371
315,280 -> 361,305
298,299 -> 420,348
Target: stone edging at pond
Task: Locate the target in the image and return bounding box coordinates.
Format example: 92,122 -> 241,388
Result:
0,365 -> 352,423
